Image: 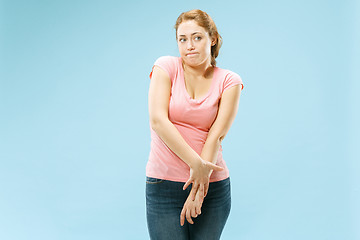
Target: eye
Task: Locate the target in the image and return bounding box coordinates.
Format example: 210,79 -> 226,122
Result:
194,36 -> 202,41
179,38 -> 186,43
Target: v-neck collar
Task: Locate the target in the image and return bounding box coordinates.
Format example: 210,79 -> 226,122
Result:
179,58 -> 217,104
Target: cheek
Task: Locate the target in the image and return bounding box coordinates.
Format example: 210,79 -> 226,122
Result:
199,40 -> 211,51
201,43 -> 212,55
177,44 -> 185,54
206,44 -> 212,54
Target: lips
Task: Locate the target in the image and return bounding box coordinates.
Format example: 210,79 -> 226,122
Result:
186,52 -> 198,56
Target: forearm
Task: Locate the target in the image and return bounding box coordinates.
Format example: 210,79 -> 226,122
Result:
200,135 -> 222,165
151,119 -> 201,167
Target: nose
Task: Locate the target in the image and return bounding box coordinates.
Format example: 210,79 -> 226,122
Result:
187,39 -> 195,50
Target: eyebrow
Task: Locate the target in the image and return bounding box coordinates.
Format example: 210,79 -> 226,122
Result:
178,32 -> 202,37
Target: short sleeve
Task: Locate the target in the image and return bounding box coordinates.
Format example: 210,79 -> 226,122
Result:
149,56 -> 178,83
223,71 -> 244,93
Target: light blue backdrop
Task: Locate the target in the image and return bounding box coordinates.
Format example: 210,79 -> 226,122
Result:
1,0 -> 359,239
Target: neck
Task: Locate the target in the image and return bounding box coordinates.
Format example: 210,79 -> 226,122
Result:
182,59 -> 213,78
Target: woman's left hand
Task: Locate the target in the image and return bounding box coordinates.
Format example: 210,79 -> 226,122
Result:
180,186 -> 203,226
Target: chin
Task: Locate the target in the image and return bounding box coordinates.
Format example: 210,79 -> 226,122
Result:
183,57 -> 203,67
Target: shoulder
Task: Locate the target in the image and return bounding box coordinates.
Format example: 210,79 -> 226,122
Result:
216,67 -> 241,81
151,56 -> 181,81
154,56 -> 181,66
215,67 -> 244,91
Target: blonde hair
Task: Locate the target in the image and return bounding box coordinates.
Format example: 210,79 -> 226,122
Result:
174,9 -> 222,66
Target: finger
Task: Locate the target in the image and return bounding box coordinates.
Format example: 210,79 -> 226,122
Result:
198,184 -> 205,203
208,162 -> 224,171
189,185 -> 196,201
191,207 -> 197,218
191,183 -> 199,201
186,209 -> 194,224
196,204 -> 202,215
180,207 -> 186,226
204,183 -> 209,198
183,178 -> 192,190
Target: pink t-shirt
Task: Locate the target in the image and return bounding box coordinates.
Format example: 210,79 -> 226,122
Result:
146,56 -> 244,182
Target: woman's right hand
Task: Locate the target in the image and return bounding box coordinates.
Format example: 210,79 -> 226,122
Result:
180,184 -> 203,226
183,159 -> 224,203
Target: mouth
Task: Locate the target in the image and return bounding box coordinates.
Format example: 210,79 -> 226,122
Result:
186,52 -> 198,56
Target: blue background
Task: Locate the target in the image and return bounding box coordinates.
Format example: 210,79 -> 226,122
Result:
1,0 -> 359,239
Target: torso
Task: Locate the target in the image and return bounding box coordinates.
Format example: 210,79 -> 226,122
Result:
146,55 -> 242,182
183,66 -> 214,100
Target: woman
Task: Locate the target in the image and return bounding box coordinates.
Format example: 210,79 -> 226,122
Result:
146,9 -> 244,240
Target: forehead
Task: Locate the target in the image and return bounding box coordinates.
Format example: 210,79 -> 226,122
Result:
177,20 -> 207,36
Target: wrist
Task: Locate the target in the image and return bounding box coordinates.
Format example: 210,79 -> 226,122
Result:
188,156 -> 203,168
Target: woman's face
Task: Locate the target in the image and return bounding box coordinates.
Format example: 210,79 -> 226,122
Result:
177,20 -> 214,68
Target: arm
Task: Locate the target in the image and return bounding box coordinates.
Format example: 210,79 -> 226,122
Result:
148,66 -> 223,198
148,66 -> 203,167
200,84 -> 242,196
179,83 -> 242,225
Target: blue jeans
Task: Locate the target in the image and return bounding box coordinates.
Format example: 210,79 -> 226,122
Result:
146,177 -> 231,240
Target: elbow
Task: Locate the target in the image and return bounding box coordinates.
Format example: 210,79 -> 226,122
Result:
150,116 -> 167,132
208,133 -> 226,144
150,118 -> 160,132
217,134 -> 226,145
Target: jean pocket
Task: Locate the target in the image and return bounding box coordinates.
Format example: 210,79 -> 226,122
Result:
146,177 -> 165,184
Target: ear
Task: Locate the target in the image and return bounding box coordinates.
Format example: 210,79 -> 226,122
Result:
211,37 -> 217,46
